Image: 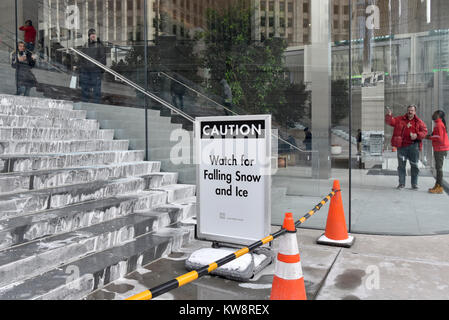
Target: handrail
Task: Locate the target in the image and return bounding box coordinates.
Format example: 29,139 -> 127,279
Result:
0,27 -> 68,73
70,47 -> 196,123
125,189 -> 337,300
71,46 -> 314,154
160,71 -> 316,154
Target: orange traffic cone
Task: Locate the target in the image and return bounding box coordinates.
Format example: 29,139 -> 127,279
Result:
317,180 -> 355,248
270,213 -> 307,300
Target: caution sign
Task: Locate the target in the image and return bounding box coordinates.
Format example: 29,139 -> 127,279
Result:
195,115 -> 271,246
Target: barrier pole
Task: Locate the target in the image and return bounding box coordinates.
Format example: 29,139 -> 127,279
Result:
126,190 -> 338,300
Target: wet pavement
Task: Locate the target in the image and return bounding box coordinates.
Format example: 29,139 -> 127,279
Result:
87,227 -> 449,300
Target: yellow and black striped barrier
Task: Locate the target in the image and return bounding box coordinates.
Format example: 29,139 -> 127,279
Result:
125,189 -> 338,300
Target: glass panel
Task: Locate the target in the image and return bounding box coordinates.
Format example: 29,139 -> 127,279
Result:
350,0 -> 449,235
1,0 -> 197,184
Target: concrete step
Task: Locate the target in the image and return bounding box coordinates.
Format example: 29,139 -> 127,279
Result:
0,94 -> 74,111
98,119 -> 182,131
113,127 -> 186,140
0,213 -> 164,288
0,104 -> 86,120
150,184 -> 196,203
0,223 -> 195,300
142,172 -> 179,189
81,108 -> 167,123
0,115 -> 99,131
146,145 -> 193,160
135,196 -> 197,231
0,161 -> 161,194
0,128 -> 115,141
0,150 -> 145,173
0,177 -> 146,221
0,191 -> 168,251
128,137 -> 192,149
0,139 -> 130,155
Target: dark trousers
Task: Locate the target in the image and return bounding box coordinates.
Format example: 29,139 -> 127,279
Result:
16,85 -> 31,96
434,151 -> 447,186
172,93 -> 184,110
80,71 -> 102,103
397,143 -> 420,186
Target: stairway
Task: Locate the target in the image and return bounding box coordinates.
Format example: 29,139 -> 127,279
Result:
0,94 -> 197,300
73,102 -> 197,184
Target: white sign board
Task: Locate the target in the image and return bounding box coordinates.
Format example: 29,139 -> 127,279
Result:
195,115 -> 272,246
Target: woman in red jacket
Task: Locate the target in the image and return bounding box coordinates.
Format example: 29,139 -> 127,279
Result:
426,110 -> 449,194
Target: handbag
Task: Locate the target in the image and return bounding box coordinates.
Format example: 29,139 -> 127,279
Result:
70,74 -> 78,89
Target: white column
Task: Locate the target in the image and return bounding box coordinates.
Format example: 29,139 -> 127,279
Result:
251,0 -> 261,41
94,0 -> 98,32
274,0 -> 280,37
147,0 -> 156,41
55,0 -> 61,42
113,0 -> 117,41
133,0 -> 137,40
104,0 -> 109,41
309,0 -> 332,179
122,0 -> 127,42
84,0 -> 89,43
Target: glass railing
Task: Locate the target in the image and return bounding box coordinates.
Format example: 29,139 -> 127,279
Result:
1,35 -> 322,224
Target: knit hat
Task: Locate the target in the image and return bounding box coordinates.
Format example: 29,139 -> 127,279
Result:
88,28 -> 96,36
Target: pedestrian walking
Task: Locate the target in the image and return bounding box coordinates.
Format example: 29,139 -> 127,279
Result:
303,127 -> 312,151
170,75 -> 186,110
220,78 -> 233,115
385,105 -> 428,190
11,41 -> 37,96
425,110 -> 449,194
357,129 -> 362,155
76,28 -> 106,103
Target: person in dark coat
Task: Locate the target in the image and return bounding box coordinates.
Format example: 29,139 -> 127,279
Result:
77,28 -> 106,103
11,41 -> 37,96
170,75 -> 187,110
303,127 -> 312,151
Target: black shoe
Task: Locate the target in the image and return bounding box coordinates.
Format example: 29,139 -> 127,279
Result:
397,184 -> 405,190
412,185 -> 419,190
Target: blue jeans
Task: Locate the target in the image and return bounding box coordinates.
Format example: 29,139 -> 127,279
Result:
80,71 -> 102,103
397,143 -> 420,186
25,42 -> 35,52
16,86 -> 31,96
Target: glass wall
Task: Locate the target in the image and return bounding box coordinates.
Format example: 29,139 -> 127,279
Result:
1,0 -> 448,235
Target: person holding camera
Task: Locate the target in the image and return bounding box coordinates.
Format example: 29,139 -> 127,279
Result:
385,105 -> 428,190
11,41 -> 37,96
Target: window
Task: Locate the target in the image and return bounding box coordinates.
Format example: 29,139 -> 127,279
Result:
303,3 -> 309,13
334,5 -> 339,15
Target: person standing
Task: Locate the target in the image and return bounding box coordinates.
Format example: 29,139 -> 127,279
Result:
303,127 -> 312,151
356,129 -> 362,155
77,28 -> 106,103
11,41 -> 37,96
220,78 -> 233,115
170,75 -> 186,110
385,105 -> 428,190
19,20 -> 37,52
425,110 -> 449,194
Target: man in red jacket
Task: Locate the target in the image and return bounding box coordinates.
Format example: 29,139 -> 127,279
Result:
19,20 -> 36,52
385,105 -> 428,190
